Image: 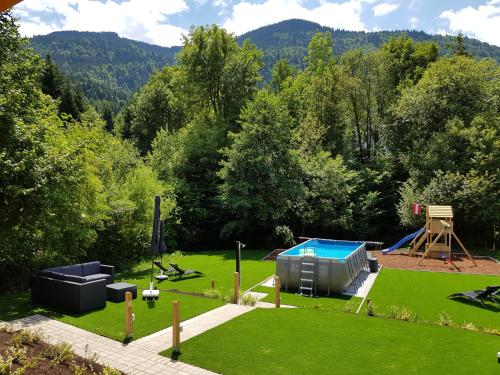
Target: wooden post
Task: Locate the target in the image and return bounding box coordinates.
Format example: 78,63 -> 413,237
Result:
125,291 -> 133,338
172,301 -> 180,353
211,279 -> 216,289
233,272 -> 239,304
274,276 -> 281,308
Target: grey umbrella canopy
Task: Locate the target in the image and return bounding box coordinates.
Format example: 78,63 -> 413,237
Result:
159,220 -> 167,254
150,195 -> 161,258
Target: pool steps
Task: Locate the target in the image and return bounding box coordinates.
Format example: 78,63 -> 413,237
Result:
299,255 -> 316,297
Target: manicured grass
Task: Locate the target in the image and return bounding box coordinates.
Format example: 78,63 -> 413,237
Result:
121,250 -> 275,294
0,250 -> 275,341
0,291 -> 223,341
365,268 -> 500,329
252,285 -> 362,311
163,308 -> 500,375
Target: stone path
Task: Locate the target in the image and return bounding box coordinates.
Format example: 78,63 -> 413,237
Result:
7,303 -> 257,375
128,303 -> 254,354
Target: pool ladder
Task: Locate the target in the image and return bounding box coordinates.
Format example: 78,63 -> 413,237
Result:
299,254 -> 316,297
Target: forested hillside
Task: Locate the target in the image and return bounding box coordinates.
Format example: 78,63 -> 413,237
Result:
29,19 -> 500,111
30,31 -> 180,112
241,19 -> 500,80
2,11 -> 498,290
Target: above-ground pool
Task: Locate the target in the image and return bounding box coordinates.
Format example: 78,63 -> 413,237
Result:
276,239 -> 367,295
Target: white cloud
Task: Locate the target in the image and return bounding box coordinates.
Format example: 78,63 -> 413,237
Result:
439,0 -> 500,46
13,0 -> 189,47
372,2 -> 399,16
223,0 -> 365,36
409,16 -> 418,29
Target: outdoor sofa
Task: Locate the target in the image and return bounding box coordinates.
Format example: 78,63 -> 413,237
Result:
30,261 -> 115,313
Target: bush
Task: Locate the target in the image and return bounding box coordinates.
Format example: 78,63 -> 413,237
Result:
366,299 -> 377,317
101,366 -> 122,375
9,329 -> 43,347
43,343 -> 75,365
461,322 -> 478,331
435,311 -> 454,327
241,293 -> 257,306
201,288 -> 221,299
342,301 -> 355,313
6,347 -> 27,365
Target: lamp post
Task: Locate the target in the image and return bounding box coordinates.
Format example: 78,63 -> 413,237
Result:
236,241 -> 245,284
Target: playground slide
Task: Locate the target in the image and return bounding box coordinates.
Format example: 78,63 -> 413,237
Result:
382,227 -> 425,254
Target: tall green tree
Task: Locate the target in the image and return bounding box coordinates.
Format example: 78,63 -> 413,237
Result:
178,25 -> 262,124
218,91 -> 302,241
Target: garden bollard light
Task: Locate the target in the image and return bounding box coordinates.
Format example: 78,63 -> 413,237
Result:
125,291 -> 133,338
172,301 -> 180,353
275,276 -> 281,308
233,272 -> 239,304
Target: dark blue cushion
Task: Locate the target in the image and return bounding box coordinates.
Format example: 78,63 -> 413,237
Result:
84,273 -> 111,282
82,261 -> 101,276
60,264 -> 83,276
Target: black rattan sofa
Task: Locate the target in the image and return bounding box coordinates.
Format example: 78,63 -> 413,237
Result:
30,261 -> 114,313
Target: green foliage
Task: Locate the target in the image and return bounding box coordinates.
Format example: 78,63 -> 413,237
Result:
0,13 -> 173,289
219,91 -> 302,239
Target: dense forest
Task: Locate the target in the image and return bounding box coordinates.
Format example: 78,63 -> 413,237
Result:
1,11 -> 498,291
29,19 -> 500,113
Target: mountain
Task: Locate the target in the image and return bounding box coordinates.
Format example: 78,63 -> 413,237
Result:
30,31 -> 180,111
238,19 -> 500,80
29,20 -> 500,110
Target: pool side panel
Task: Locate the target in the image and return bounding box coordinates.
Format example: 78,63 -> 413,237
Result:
276,242 -> 366,294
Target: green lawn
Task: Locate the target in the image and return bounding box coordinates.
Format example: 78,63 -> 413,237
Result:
121,250 -> 275,294
163,308 -> 500,375
252,285 -> 362,311
0,250 -> 275,341
0,290 -> 223,341
365,268 -> 500,329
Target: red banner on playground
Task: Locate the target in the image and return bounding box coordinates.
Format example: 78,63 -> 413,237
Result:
412,203 -> 422,215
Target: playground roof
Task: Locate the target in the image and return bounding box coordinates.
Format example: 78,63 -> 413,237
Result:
427,205 -> 453,218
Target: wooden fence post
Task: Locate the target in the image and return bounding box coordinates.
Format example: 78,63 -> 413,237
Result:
125,291 -> 133,338
211,279 -> 216,289
274,276 -> 281,308
172,301 -> 180,353
233,272 -> 239,304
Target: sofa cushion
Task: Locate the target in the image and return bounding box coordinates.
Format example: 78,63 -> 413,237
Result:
60,264 -> 83,276
84,273 -> 112,282
82,261 -> 101,276
41,271 -> 84,283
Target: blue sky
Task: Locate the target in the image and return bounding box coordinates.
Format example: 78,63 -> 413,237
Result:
13,0 -> 500,47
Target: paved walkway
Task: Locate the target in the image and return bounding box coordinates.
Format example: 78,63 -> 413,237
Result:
7,303 -> 257,375
128,303 -> 254,354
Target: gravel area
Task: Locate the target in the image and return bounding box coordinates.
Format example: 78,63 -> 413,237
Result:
372,251 -> 500,275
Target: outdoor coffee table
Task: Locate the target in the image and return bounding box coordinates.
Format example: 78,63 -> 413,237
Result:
106,282 -> 137,302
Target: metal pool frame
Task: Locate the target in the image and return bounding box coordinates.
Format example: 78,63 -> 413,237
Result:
276,239 -> 367,295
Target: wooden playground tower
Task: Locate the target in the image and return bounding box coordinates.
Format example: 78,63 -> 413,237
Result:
409,205 -> 476,267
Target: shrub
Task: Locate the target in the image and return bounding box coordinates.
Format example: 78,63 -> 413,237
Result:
201,288 -> 221,299
387,305 -> 400,319
70,363 -> 87,375
435,311 -> 454,327
482,327 -> 500,336
342,301 -> 355,313
9,329 -> 43,347
101,366 -> 121,375
399,307 -> 419,322
43,343 -> 75,365
6,346 -> 27,364
241,293 -> 257,306
0,355 -> 13,375
461,322 -> 478,331
83,344 -> 99,371
222,289 -> 235,303
366,299 -> 377,316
